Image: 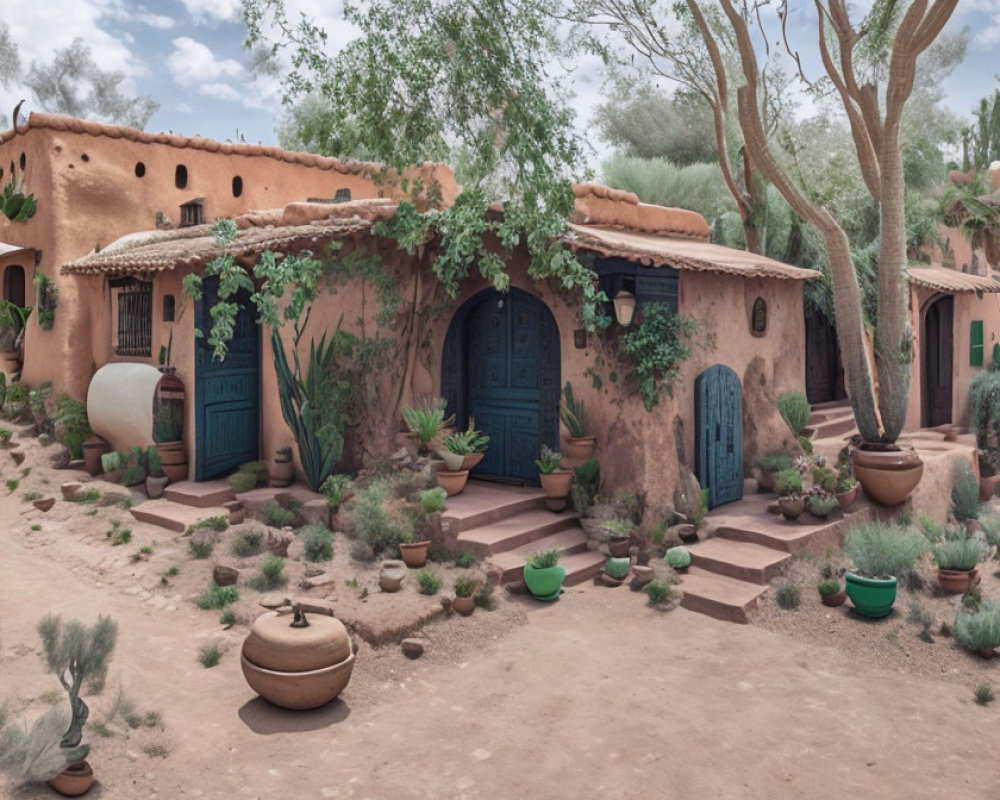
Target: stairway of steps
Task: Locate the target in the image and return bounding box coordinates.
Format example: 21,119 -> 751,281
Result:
805,399 -> 857,441
675,494 -> 874,624
444,483 -> 605,586
130,481 -> 237,532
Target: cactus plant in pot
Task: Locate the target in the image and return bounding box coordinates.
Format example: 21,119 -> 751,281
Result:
523,549 -> 566,600
775,468 -> 805,521
601,519 -> 633,557
933,534 -> 983,594
560,382 -> 596,467
665,545 -> 692,573
452,575 -> 479,615
843,522 -> 928,617
144,446 -> 169,499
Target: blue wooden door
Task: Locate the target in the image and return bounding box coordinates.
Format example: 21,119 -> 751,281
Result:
461,289 -> 560,484
696,364 -> 743,509
195,276 -> 260,480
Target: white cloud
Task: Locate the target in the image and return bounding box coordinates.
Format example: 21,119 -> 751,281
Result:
200,82 -> 243,102
976,13 -> 1000,47
178,0 -> 240,23
167,37 -> 243,88
176,102 -> 193,113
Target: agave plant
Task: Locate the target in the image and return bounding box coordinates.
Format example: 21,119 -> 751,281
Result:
402,397 -> 447,456
560,381 -> 587,438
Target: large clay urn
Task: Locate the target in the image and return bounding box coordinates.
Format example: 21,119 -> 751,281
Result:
851,446 -> 923,507
241,607 -> 355,710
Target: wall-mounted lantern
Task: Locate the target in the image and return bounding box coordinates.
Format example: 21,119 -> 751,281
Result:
613,289 -> 636,327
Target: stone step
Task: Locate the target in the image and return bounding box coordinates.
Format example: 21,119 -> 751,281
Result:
806,413 -> 857,441
807,399 -> 851,423
687,538 -> 791,584
457,509 -> 582,557
489,527 -> 597,584
130,499 -> 233,533
164,480 -> 236,509
715,505 -> 873,555
678,566 -> 769,624
442,483 -> 547,533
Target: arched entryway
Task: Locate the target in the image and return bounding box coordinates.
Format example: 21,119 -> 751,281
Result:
3,265 -> 25,308
441,288 -> 560,484
922,294 -> 954,428
696,364 -> 743,509
804,309 -> 846,404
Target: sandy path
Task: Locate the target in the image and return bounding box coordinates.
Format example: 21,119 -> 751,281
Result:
1,489 -> 998,798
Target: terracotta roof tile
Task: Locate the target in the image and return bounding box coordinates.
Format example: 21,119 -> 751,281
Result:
907,266 -> 1000,294
571,182 -> 711,241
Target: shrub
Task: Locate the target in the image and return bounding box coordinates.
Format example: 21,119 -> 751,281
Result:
261,500 -> 297,528
976,684 -> 995,706
951,463 -> 981,521
188,539 -> 214,559
526,549 -> 560,569
188,516 -> 228,534
53,393 -> 91,460
249,556 -> 287,590
416,571 -> 442,595
231,530 -> 263,557
219,608 -> 237,627
775,582 -> 801,610
300,525 -> 334,562
197,644 -> 222,668
70,488 -> 101,504
474,581 -> 497,610
774,468 -> 802,497
0,427 -> 11,443
229,470 -> 258,494
5,478 -> 18,493
106,522 -> 131,546
777,391 -> 811,437
351,482 -> 413,555
619,304 -> 697,411
759,451 -> 794,473
195,583 -> 239,610
954,601 -> 1000,652
420,487 -> 447,514
454,551 -> 477,568
817,579 -> 841,597
918,514 -> 944,543
907,600 -> 935,642
320,473 -> 351,508
644,579 -> 672,606
933,537 -> 983,571
454,575 -> 478,598
664,546 -> 691,570
844,522 -> 928,582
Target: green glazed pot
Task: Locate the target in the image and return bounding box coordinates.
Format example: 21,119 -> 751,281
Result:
605,557 -> 631,580
845,572 -> 897,618
523,565 -> 567,599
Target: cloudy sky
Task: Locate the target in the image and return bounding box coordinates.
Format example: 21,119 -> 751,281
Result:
0,0 -> 999,168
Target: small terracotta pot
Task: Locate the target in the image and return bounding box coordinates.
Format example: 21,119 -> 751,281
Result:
48,761 -> 94,797
777,496 -> 805,520
821,589 -> 847,607
436,468 -> 469,496
561,436 -> 597,467
82,436 -> 110,477
937,567 -> 978,594
452,595 -> 475,615
837,484 -> 859,510
608,536 -> 632,558
162,462 -> 187,483
145,474 -> 169,499
270,458 -> 294,488
461,452 -> 485,471
399,540 -> 431,568
539,470 -> 572,499
156,441 -> 186,465
852,446 -> 924,507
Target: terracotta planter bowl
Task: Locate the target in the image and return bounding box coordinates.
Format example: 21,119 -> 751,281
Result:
820,589 -> 847,607
937,567 -> 978,594
436,469 -> 469,496
162,462 -> 187,483
241,651 -> 356,710
48,761 -> 94,797
837,484 -> 859,510
452,595 -> 475,615
399,540 -> 431,568
608,537 -> 632,558
852,447 -> 924,507
539,470 -> 572,499
777,496 -> 805,520
461,452 -> 485,471
561,436 -> 596,467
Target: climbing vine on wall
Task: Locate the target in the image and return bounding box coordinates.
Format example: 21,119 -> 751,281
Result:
33,273 -> 58,331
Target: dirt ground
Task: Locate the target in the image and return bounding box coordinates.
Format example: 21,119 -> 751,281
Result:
2,438 -> 1000,799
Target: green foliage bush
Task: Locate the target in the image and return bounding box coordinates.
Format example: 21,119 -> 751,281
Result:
619,304 -> 697,411
844,522 -> 928,581
231,530 -> 263,557
189,539 -> 214,559
416,571 -> 442,595
526,549 -> 560,569
402,398 -> 446,455
644,579 -> 672,606
817,579 -> 841,597
53,393 -> 91,460
954,601 -> 1000,652
256,556 -> 287,590
261,500 -> 297,528
775,468 -> 803,497
775,582 -> 801,610
320,473 -> 351,508
350,482 -> 413,556
195,583 -> 239,610
189,516 -> 229,534
933,537 -> 983,571
420,487 -> 447,513
229,470 -> 259,493
664,546 -> 691,570
454,575 -> 478,598
198,645 -> 222,668
759,451 -> 794,473
777,391 -> 811,437
951,463 -> 981,521
300,524 -> 334,562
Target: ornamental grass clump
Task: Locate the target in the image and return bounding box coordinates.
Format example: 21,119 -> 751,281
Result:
817,579 -> 841,598
775,581 -> 801,610
777,391 -> 811,437
416,571 -> 442,595
951,463 -> 981,521
844,522 -> 928,583
954,601 -> 1000,653
644,579 -> 672,607
300,524 -> 334,562
933,537 -> 983,571
350,481 -> 414,557
454,575 -> 478,598
526,549 -> 560,569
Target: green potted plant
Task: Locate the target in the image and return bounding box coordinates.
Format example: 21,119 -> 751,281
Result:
665,545 -> 692,573
0,614 -> 117,797
435,434 -> 471,496
440,427 -> 490,471
144,445 -> 169,499
954,601 -> 1000,658
452,575 -> 478,615
817,578 -> 846,607
601,556 -> 631,586
523,549 -> 566,600
398,511 -> 430,569
808,490 -> 839,519
402,397 -> 448,457
560,382 -> 596,467
270,446 -> 294,488
0,299 -> 30,372
836,475 -> 859,510
153,399 -> 186,483
756,451 -> 794,493
933,534 -> 983,594
843,522 -> 928,617
601,518 -> 633,558
775,468 -> 805,520
536,445 -> 571,503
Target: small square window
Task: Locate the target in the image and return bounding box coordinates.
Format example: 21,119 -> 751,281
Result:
111,278 -> 153,357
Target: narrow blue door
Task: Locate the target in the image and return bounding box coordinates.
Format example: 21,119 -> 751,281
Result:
696,364 -> 743,509
195,276 -> 260,480
463,289 -> 560,484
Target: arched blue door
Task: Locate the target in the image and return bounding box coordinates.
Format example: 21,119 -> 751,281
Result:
441,288 -> 560,484
696,364 -> 743,509
195,275 -> 260,480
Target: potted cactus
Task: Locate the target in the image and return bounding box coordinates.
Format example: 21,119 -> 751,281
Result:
523,549 -> 566,600
0,614 -> 117,797
144,446 -> 169,499
452,575 -> 478,615
536,445 -> 571,500
665,546 -> 692,573
560,382 -> 596,467
601,519 -> 633,558
775,468 -> 805,520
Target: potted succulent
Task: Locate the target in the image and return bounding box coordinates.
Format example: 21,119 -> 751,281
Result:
601,556 -> 631,587
441,427 -> 490,471
665,545 -> 692,573
756,451 -> 794,493
601,519 -> 633,558
843,522 -> 928,617
398,518 -> 431,568
452,575 -> 478,615
270,446 -> 294,488
775,468 -> 805,521
536,445 -> 571,501
522,549 -> 566,600
933,534 -> 983,594
402,397 -> 448,457
560,382 -> 596,467
837,475 -> 859,510
817,578 -> 847,607
153,400 -> 186,483
0,614 -> 117,797
808,490 -> 839,519
144,446 -> 169,499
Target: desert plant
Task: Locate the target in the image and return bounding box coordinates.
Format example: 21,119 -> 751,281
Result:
454,575 -> 478,598
189,516 -> 229,534
300,524 -> 334,562
219,608 -> 237,627
817,579 -> 841,598
416,571 -> 442,595
526,549 -> 560,569
534,445 -> 564,474
976,684 -> 995,706
441,428 -> 490,455
52,394 -> 91,460
759,451 -> 794,473
350,482 -> 413,555
320,473 -> 351,509
775,582 -> 801,610
560,381 -> 587,438
151,401 -> 183,444
664,546 -> 691,570
402,397 -> 447,456
644,579 -> 672,606
105,522 -> 131,546
933,537 -> 983,571
952,462 -> 981,521
954,601 -> 1000,652
918,514 -> 945,543
774,468 -> 803,497
454,551 -> 476,568
231,530 -> 263,557
981,515 -> 1000,551
70,488 -> 101,504
571,458 -> 603,512
198,644 -> 222,668
907,600 -> 935,642
195,583 -> 239,610
229,470 -> 258,493
844,522 -> 928,582
420,487 -> 447,513
252,556 -> 287,590
33,274 -> 58,330
0,427 -> 11,444
474,581 -> 497,610
777,391 -> 810,438
145,446 -> 163,479
260,500 -> 297,528
811,466 -> 838,493
188,539 -> 214,559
